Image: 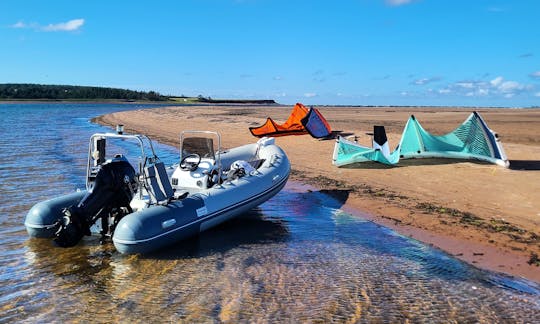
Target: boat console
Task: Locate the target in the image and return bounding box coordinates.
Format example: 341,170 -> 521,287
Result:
171,131 -> 222,190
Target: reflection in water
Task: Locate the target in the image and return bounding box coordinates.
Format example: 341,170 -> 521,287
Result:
150,210 -> 290,260
1,104 -> 539,322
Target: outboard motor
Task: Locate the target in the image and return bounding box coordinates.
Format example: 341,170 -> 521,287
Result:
54,155 -> 137,247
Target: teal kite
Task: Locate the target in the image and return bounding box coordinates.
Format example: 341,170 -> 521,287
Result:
332,112 -> 509,168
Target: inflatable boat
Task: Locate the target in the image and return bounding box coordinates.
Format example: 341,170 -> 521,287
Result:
25,128 -> 290,254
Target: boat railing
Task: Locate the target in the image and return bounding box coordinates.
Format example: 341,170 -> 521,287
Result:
85,132 -> 159,191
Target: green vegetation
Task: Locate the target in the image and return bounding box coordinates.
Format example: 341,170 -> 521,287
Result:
170,95 -> 276,105
0,83 -> 277,104
0,83 -> 168,101
169,97 -> 203,104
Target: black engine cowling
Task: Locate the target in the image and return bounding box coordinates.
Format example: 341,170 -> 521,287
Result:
54,157 -> 137,247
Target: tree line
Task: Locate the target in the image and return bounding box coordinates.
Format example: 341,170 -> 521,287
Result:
0,84 -> 168,101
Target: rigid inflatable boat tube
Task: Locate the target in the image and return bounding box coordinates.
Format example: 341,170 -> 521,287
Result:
112,174 -> 288,255
25,190 -> 87,238
112,195 -> 205,254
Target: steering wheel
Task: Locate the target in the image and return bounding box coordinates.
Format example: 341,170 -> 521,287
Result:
180,153 -> 201,171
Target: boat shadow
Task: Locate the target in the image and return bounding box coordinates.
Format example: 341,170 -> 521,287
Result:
147,209 -> 291,260
147,186 -> 352,260
312,189 -> 351,209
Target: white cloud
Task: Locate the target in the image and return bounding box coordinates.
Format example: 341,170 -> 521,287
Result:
412,76 -> 441,85
477,88 -> 489,96
42,19 -> 84,31
491,77 -> 531,94
386,0 -> 414,6
440,76 -> 533,99
10,18 -> 84,32
498,81 -> 522,93
534,92 -> 540,97
455,81 -> 476,89
304,93 -> 317,98
490,76 -> 503,87
530,71 -> 540,79
11,21 -> 27,28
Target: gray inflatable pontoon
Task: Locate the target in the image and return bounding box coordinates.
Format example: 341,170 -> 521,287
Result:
25,128 -> 290,254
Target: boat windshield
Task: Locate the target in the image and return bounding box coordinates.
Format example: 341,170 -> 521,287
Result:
182,137 -> 215,159
180,131 -> 222,172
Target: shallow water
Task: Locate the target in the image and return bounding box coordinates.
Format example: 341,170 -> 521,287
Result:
1,103 -> 539,323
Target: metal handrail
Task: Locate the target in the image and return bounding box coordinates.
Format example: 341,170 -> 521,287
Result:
85,132 -> 158,191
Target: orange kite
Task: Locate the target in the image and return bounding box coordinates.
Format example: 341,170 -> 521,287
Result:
249,103 -> 331,138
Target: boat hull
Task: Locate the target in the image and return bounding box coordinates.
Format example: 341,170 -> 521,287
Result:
25,191 -> 87,238
24,138 -> 290,254
112,174 -> 288,254
112,141 -> 290,254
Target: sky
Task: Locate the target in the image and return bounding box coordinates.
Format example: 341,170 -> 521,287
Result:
1,0 -> 540,107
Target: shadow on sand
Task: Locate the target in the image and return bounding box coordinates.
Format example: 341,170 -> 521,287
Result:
509,160 -> 540,171
339,158 -> 473,169
340,158 -> 540,169
320,130 -> 354,140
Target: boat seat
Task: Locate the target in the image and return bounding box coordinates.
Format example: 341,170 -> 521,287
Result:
144,161 -> 174,204
247,158 -> 265,170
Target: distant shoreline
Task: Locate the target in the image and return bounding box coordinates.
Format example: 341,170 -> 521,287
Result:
1,99 -> 539,110
0,99 -> 165,104
0,98 -> 279,105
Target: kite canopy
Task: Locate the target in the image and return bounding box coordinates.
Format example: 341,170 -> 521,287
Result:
301,106 -> 333,138
333,111 -> 509,167
249,103 -> 332,138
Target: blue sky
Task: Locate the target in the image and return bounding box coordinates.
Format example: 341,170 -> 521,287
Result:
1,0 -> 539,107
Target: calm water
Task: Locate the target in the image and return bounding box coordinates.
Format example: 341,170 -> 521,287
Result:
0,103 -> 539,323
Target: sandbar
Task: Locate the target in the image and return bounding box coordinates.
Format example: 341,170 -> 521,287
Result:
95,105 -> 540,283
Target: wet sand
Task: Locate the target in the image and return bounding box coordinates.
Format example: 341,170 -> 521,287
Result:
95,105 -> 540,283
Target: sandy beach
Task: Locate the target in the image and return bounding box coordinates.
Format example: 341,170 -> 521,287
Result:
95,105 -> 540,283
